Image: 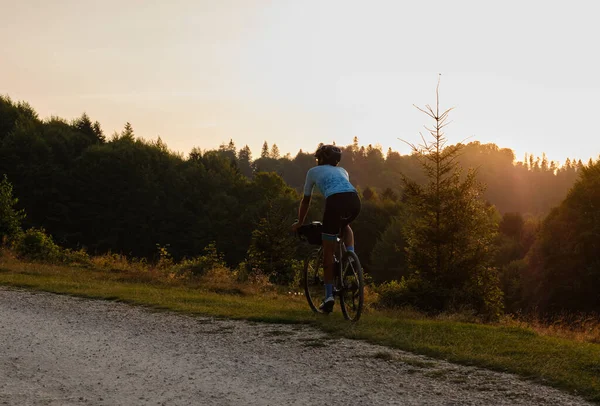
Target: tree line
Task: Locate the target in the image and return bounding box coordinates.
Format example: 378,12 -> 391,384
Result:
1,94 -> 598,318
250,138 -> 585,217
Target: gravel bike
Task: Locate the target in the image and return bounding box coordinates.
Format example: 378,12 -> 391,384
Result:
297,222 -> 364,322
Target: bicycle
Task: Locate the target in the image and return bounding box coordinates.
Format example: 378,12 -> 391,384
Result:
297,222 -> 364,322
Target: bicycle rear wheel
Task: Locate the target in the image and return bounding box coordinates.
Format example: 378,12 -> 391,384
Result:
339,251 -> 364,322
303,247 -> 326,314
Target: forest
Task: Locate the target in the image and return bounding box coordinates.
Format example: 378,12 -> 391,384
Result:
1,94 -> 598,318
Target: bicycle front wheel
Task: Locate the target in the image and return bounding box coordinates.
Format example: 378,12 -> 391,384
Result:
340,251 -> 364,322
303,247 -> 325,314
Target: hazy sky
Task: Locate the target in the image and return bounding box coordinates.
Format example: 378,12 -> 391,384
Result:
2,0 -> 599,163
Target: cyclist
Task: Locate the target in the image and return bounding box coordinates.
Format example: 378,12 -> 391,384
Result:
291,144 -> 361,313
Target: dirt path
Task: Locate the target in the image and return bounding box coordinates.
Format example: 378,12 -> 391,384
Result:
0,288 -> 593,406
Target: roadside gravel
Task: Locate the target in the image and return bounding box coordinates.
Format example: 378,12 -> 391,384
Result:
0,288 -> 593,406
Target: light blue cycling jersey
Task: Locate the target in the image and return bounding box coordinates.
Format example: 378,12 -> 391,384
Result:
303,165 -> 357,199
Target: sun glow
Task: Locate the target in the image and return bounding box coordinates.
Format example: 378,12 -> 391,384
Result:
1,0 -> 599,163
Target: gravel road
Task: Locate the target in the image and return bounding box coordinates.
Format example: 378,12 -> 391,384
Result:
0,287 -> 593,406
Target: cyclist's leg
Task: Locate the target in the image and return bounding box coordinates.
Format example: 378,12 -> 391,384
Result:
340,192 -> 362,251
342,225 -> 354,248
321,195 -> 343,308
321,217 -> 340,286
322,240 -> 336,285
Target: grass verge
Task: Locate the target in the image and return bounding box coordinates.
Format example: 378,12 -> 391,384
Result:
0,258 -> 599,403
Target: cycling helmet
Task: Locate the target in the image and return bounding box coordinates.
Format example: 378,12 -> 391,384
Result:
315,144 -> 342,166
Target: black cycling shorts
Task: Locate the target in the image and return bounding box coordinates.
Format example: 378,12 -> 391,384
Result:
322,192 -> 361,240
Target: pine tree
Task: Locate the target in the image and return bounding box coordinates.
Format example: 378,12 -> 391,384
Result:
72,113 -> 105,144
238,145 -> 252,161
529,154 -> 535,170
218,139 -> 237,163
270,144 -> 280,159
238,145 -> 253,178
122,122 -> 134,139
541,153 -> 549,172
261,141 -> 269,159
92,121 -> 105,143
245,175 -> 298,285
401,78 -> 502,318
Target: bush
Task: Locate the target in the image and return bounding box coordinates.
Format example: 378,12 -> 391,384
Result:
375,273 -> 503,320
62,248 -> 91,266
170,242 -> 228,277
287,259 -> 304,290
90,253 -> 146,272
13,228 -> 61,262
11,227 -> 90,266
155,244 -> 174,269
374,277 -> 440,309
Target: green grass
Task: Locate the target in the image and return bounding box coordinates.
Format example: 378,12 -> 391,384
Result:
1,259 -> 599,403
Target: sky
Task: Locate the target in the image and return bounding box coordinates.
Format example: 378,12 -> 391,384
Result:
2,0 -> 599,164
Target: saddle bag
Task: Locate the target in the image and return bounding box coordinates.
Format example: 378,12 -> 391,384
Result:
298,222 -> 323,246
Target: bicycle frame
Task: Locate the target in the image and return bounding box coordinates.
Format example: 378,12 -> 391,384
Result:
332,237 -> 345,294
300,223 -> 364,321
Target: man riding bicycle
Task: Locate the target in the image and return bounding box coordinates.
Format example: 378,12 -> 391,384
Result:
291,144 -> 362,313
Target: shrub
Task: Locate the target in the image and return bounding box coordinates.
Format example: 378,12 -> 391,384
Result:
374,274 -> 503,320
90,253 -> 146,272
170,242 -> 227,277
374,277 -> 436,309
287,259 -> 304,290
62,248 -> 91,266
13,228 -> 61,262
203,264 -> 235,284
155,244 -> 174,269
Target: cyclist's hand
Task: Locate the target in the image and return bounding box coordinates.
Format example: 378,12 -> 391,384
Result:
291,221 -> 301,233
